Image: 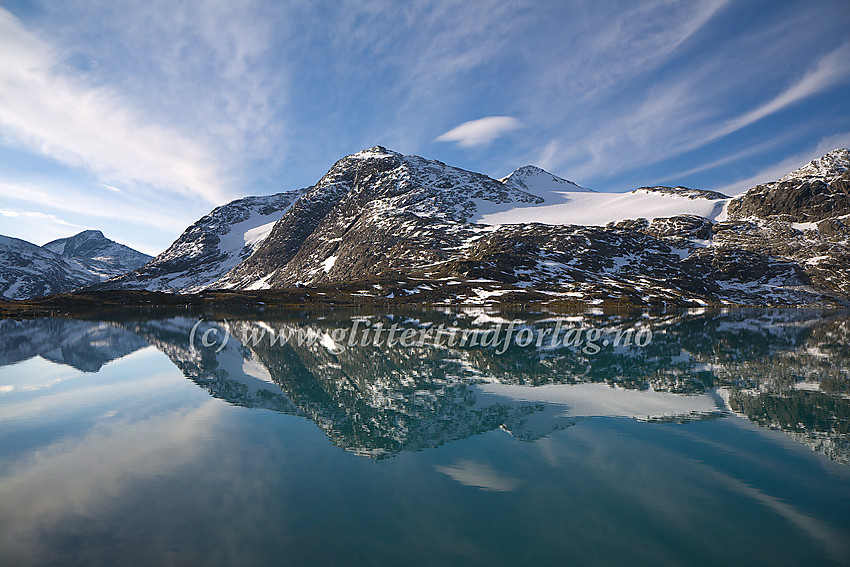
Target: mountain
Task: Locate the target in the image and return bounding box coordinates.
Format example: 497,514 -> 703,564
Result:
96,146 -> 850,307
1,231 -> 150,300
500,165 -> 592,197
43,230 -> 152,279
96,190 -> 307,292
0,235 -> 97,300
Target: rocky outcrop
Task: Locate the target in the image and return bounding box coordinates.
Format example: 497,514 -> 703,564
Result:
727,149 -> 850,221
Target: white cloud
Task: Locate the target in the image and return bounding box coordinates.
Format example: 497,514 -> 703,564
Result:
436,116 -> 524,147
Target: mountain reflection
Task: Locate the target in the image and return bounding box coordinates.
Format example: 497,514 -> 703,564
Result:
2,309 -> 848,462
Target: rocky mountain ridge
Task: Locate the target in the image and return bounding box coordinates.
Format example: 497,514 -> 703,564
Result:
43,230 -> 152,278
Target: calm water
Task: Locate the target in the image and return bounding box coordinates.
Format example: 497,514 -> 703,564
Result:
1,309 -> 848,566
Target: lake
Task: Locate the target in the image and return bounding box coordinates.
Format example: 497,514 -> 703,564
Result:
1,309 -> 848,566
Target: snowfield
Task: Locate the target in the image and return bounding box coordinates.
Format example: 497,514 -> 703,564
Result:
477,166 -> 730,226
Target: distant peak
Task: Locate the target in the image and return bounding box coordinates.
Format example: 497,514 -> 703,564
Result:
780,148 -> 850,181
501,165 -> 591,194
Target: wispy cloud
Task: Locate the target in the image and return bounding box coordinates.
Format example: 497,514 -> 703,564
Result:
0,209 -> 82,229
436,116 -> 524,147
710,43 -> 850,142
532,35 -> 850,187
0,9 -> 231,203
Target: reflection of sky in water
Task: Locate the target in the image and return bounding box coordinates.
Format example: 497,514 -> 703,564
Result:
0,315 -> 849,565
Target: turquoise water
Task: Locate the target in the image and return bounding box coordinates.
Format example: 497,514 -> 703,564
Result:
1,310 -> 848,566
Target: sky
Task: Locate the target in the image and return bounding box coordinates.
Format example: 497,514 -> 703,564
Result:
0,0 -> 849,255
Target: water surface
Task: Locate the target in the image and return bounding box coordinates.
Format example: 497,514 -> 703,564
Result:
1,309 -> 848,566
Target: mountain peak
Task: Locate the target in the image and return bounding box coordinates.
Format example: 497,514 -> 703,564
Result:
350,146 -> 401,160
76,229 -> 105,238
780,148 -> 850,181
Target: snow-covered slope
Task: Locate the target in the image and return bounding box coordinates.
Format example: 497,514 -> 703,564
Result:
476,178 -> 729,226
43,230 -> 151,279
0,235 -> 99,299
97,190 -> 308,292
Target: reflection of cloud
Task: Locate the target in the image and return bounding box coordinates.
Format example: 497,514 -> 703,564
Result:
435,459 -> 520,492
694,453 -> 850,563
0,399 -> 223,559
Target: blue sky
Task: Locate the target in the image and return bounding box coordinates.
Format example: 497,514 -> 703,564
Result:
1,0 -> 849,255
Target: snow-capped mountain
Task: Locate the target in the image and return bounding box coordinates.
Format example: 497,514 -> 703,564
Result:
500,165 -> 592,197
0,235 -> 97,300
43,230 -> 151,279
0,231 -> 151,300
96,190 -> 307,292
90,146 -> 850,306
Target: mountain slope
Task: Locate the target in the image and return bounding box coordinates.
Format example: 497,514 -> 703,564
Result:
214,147 -> 850,306
96,190 -> 307,292
217,147 -> 545,289
728,148 -> 850,221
